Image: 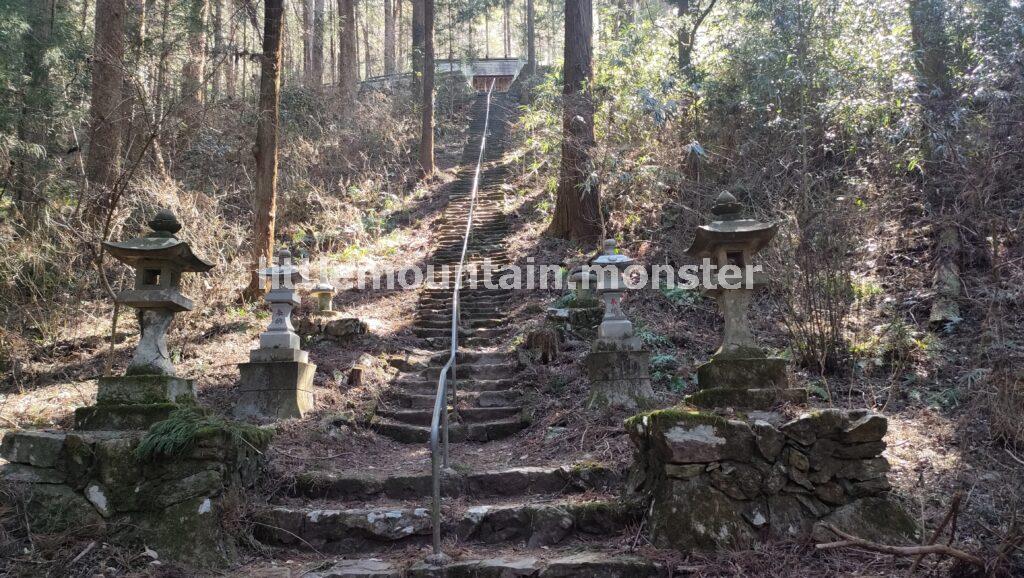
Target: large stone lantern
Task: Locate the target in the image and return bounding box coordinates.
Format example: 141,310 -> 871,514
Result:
684,192 -> 804,409
75,208 -> 213,430
584,239 -> 653,409
237,248 -> 317,419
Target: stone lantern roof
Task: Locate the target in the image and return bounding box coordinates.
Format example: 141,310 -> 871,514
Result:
103,208 -> 214,273
685,192 -> 777,259
259,248 -> 308,288
591,239 -> 633,268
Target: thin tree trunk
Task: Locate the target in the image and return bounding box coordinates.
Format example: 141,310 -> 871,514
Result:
246,0 -> 285,298
526,0 -> 536,74
226,0 -> 237,98
338,0 -> 358,100
484,9 -> 490,58
312,0 -> 325,86
121,0 -> 146,165
908,0 -> 961,329
329,0 -> 336,85
396,0 -> 404,70
548,0 -> 600,243
360,2 -> 371,78
411,0 -> 424,95
181,0 -> 209,136
303,0 -> 313,84
419,0 -> 434,175
212,0 -> 224,97
86,0 -> 125,220
384,0 -> 396,74
503,0 -> 511,58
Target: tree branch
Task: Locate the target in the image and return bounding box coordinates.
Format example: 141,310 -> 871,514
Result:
816,524 -> 984,568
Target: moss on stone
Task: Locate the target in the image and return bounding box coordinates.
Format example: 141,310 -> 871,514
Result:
626,407 -> 729,431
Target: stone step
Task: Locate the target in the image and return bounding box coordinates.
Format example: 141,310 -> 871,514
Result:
377,406 -> 522,426
420,335 -> 500,348
371,415 -> 527,443
391,390 -> 521,409
304,551 -> 664,578
413,317 -> 506,329
413,326 -> 508,339
394,377 -> 517,393
279,463 -> 622,502
419,363 -> 517,380
256,497 -> 639,553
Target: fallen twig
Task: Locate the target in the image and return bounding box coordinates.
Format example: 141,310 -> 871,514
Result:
817,524 -> 984,568
907,491 -> 962,576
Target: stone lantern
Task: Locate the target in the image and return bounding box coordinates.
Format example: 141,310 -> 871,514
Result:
584,239 -> 653,409
237,248 -> 317,419
684,192 -> 804,409
309,280 -> 336,313
75,208 -> 213,430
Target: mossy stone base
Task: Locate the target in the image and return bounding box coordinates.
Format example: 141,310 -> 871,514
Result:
74,403 -> 180,430
688,387 -> 807,410
236,360 -> 316,419
697,356 -> 787,390
97,374 -> 196,405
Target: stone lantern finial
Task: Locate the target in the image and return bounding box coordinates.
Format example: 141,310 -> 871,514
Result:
711,191 -> 744,221
148,208 -> 182,235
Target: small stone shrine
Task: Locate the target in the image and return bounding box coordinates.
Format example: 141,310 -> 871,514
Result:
236,248 -> 317,419
584,239 -> 654,409
685,192 -> 805,409
76,208 -> 213,430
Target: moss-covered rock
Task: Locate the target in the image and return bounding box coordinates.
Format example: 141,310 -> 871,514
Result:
649,478 -> 754,550
811,497 -> 920,545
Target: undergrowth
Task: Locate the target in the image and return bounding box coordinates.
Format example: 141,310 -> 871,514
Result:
135,407 -> 273,461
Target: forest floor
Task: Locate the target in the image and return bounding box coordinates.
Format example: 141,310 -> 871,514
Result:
1,90 -> 1022,577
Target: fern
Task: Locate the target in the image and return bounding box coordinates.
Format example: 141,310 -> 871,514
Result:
135,408 -> 273,461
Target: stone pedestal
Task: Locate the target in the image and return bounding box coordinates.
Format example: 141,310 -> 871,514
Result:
585,338 -> 654,410
74,374 -> 197,430
236,351 -> 316,419
690,355 -> 804,410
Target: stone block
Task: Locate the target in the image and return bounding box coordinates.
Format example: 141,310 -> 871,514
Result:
74,403 -> 179,430
0,430 -> 66,468
697,356 -> 787,390
0,462 -> 66,484
811,497 -> 920,545
649,478 -> 754,551
236,360 -> 317,419
840,412 -> 887,443
97,374 -> 195,405
19,483 -> 106,535
629,409 -> 756,465
585,349 -> 653,410
688,387 -> 807,410
780,409 -> 849,446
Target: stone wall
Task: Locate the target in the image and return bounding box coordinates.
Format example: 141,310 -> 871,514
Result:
0,428 -> 266,566
626,408 -> 919,550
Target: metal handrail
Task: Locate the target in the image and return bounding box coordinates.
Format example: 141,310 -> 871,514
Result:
428,79 -> 497,560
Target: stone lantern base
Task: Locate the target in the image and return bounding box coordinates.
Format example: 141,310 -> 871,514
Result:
236,351 -> 316,419
690,355 -> 806,410
696,356 -> 788,390
585,338 -> 654,410
74,374 -> 197,430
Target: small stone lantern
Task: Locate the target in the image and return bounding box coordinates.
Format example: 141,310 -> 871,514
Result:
309,280 -> 336,313
584,239 -> 653,409
75,208 -> 213,430
684,192 -> 804,409
237,248 -> 317,419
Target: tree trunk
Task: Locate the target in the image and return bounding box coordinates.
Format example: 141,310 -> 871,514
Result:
86,0 -> 126,220
419,0 -> 434,175
246,0 -> 285,298
526,0 -> 536,74
212,0 -> 223,97
181,0 -> 209,136
503,0 -> 511,58
121,0 -> 147,166
485,9 -> 490,58
303,0 -> 313,84
411,0 -> 424,95
548,0 -> 601,243
226,0 -> 237,98
338,0 -> 358,100
908,0 -> 961,329
360,2 -> 371,78
312,0 -> 325,86
384,0 -> 396,74
396,0 -> 404,70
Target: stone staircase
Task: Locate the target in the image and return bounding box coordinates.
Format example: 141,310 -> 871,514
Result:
371,92 -> 528,445
254,93 -> 660,577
